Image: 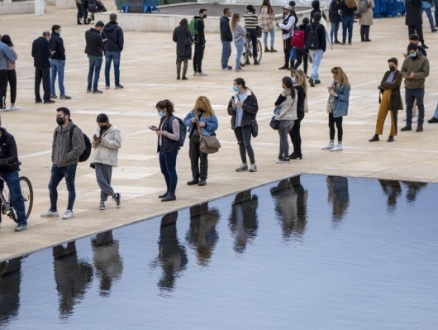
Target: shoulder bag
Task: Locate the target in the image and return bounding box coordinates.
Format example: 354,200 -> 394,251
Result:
197,122 -> 221,154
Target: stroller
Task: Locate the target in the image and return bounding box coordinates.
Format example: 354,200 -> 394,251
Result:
86,0 -> 107,24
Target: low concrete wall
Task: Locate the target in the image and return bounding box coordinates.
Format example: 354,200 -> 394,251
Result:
0,1 -> 46,14
56,0 -> 76,9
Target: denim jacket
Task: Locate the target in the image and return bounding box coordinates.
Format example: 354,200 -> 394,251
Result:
331,82 -> 350,118
183,110 -> 219,136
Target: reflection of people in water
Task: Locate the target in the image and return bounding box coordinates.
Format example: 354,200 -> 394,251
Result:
52,242 -> 93,319
229,190 -> 258,253
401,181 -> 428,203
155,211 -> 188,291
379,179 -> 402,211
327,176 -> 350,222
91,231 -> 123,297
186,203 -> 220,266
0,256 -> 22,326
270,176 -> 308,240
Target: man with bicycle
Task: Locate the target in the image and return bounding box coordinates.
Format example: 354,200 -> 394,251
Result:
0,127 -> 27,232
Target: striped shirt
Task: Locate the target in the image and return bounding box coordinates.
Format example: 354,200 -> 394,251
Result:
244,13 -> 259,29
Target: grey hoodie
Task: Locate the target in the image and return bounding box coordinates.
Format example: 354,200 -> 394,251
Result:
52,120 -> 85,167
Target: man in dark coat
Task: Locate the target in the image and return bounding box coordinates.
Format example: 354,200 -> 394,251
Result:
32,31 -> 54,104
193,8 -> 207,76
405,0 -> 427,48
220,8 -> 233,70
102,13 -> 124,89
173,19 -> 193,80
85,21 -> 105,93
49,25 -> 71,100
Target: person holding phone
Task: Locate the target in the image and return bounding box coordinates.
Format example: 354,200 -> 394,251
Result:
90,113 -> 121,210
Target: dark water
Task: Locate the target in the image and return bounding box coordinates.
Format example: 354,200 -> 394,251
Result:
1,175 -> 437,330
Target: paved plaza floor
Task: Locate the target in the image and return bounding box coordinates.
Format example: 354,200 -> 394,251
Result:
0,4 -> 437,261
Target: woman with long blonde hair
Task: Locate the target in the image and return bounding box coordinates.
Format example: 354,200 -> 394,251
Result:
183,96 -> 219,186
289,69 -> 307,159
259,0 -> 277,52
232,13 -> 247,72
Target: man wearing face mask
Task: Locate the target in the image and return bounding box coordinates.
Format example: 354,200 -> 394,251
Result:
49,25 -> 71,100
32,31 -> 54,104
41,107 -> 85,220
192,9 -> 208,76
400,43 -> 429,132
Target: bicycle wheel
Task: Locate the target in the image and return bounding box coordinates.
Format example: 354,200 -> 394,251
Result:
240,42 -> 249,67
20,176 -> 33,220
256,40 -> 262,63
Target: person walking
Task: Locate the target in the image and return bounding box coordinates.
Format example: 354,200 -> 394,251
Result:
329,0 -> 341,44
322,67 -> 351,151
183,96 -> 218,186
277,5 -> 295,70
102,13 -> 124,89
49,25 -> 71,100
421,0 -> 437,32
338,0 -> 356,45
227,78 -> 259,172
244,5 -> 260,65
153,100 -> 181,202
369,58 -> 403,143
359,0 -> 375,41
85,21 -> 105,93
306,13 -> 326,87
192,8 -> 207,76
231,13 -> 246,72
173,18 -> 193,80
405,0 -> 427,48
0,127 -> 27,232
0,35 -> 17,111
293,17 -> 309,76
220,8 -> 233,70
274,77 -> 297,163
259,0 -> 277,53
90,113 -> 121,210
400,43 -> 429,132
41,107 -> 85,220
290,69 -> 307,159
32,31 -> 54,104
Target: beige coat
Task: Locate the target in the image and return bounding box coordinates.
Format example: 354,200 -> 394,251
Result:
359,0 -> 375,26
90,124 -> 122,166
275,89 -> 298,121
259,6 -> 275,32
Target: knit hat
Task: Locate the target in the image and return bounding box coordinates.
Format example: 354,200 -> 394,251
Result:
407,43 -> 418,51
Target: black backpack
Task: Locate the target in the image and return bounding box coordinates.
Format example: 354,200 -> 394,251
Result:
70,125 -> 92,162
169,116 -> 187,147
306,24 -> 320,50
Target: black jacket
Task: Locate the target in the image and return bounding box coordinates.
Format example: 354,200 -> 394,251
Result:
227,90 -> 259,129
220,16 -> 233,42
329,0 -> 341,23
173,26 -> 192,58
31,36 -> 51,69
0,128 -> 20,174
49,32 -> 66,60
193,16 -> 206,44
405,0 -> 422,25
102,21 -> 124,52
337,0 -> 356,16
306,22 -> 327,52
85,28 -> 104,57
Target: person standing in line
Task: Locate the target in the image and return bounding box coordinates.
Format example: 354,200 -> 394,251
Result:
227,78 -> 259,172
90,113 -> 121,210
369,58 -> 403,143
231,13 -> 246,73
400,43 -> 429,132
192,8 -> 208,76
102,13 -> 124,89
152,100 -> 180,202
289,69 -> 307,159
49,25 -> 71,100
310,0 -> 327,22
434,0 -> 438,28
322,67 -> 351,151
405,0 -> 428,48
220,8 -> 233,70
32,31 -> 54,104
337,0 -> 356,45
421,0 -> 437,32
289,1 -> 299,26
41,107 -> 85,220
359,0 -> 375,41
293,17 -> 310,77
277,5 -> 295,70
85,21 -> 105,94
306,13 -> 326,87
183,96 -> 218,187
75,0 -> 84,24
173,18 -> 193,80
0,35 -> 16,111
244,5 -> 260,65
329,0 -> 341,44
259,0 -> 277,53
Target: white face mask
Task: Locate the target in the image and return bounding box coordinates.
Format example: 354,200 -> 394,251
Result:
59,31 -> 62,37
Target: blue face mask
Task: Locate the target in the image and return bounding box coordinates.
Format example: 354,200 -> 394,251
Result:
232,86 -> 238,92
291,77 -> 296,84
158,111 -> 165,117
409,52 -> 417,58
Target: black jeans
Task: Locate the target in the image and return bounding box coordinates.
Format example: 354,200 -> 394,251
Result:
193,43 -> 204,73
234,125 -> 255,164
35,67 -> 50,102
7,69 -> 17,104
0,69 -> 7,110
328,112 -> 343,142
360,25 -> 370,40
247,29 -> 258,60
289,111 -> 305,155
189,133 -> 208,181
283,37 -> 292,67
408,25 -> 424,44
293,48 -> 308,75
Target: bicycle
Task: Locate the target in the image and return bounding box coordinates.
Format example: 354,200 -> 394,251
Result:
241,28 -> 263,67
0,175 -> 33,223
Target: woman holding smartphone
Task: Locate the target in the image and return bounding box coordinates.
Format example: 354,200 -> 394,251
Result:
153,99 -> 180,202
183,96 -> 218,186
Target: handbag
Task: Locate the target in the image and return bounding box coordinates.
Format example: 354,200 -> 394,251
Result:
251,120 -> 259,137
185,31 -> 193,47
269,116 -> 280,130
327,96 -> 335,113
197,124 -> 221,154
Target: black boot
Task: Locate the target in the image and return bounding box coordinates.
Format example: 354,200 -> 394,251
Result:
158,191 -> 168,199
416,125 -> 423,132
369,134 -> 379,142
387,135 -> 394,142
161,193 -> 176,202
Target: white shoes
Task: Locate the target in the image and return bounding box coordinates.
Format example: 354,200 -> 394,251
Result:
10,105 -> 19,111
40,210 -> 59,218
331,144 -> 343,151
322,142 -> 334,150
62,210 -> 74,220
412,117 -> 418,123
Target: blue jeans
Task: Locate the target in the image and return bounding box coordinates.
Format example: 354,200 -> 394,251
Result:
105,51 -> 121,87
50,59 -> 66,96
221,41 -> 232,69
434,0 -> 438,25
331,21 -> 340,42
235,39 -> 244,69
423,7 -> 435,30
341,15 -> 354,43
87,57 -> 103,91
263,27 -> 275,48
0,170 -> 26,225
433,101 -> 438,119
405,88 -> 425,126
48,164 -> 78,212
309,49 -> 324,80
159,150 -> 178,194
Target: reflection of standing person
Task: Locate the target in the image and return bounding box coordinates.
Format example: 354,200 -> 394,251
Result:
401,181 -> 427,203
186,203 -> 220,266
52,242 -> 94,319
173,19 -> 193,81
0,256 -> 22,326
91,231 -> 123,297
379,180 -> 402,211
326,176 -> 349,222
229,190 -> 259,253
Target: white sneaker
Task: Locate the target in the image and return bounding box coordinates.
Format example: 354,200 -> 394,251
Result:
62,209 -> 74,219
198,72 -> 208,76
10,105 -> 20,111
322,142 -> 334,150
99,201 -> 105,210
40,210 -> 59,218
193,72 -> 198,76
331,144 -> 343,151
412,117 -> 418,123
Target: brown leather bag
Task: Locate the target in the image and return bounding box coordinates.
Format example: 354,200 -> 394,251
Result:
197,122 -> 221,154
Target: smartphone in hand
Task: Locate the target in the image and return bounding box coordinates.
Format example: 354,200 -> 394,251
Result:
148,126 -> 158,131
